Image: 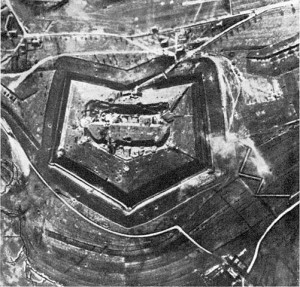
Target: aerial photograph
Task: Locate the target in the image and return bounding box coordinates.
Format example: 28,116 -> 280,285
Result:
0,0 -> 299,286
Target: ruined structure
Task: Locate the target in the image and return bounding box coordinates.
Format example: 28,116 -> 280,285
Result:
1,0 -> 299,285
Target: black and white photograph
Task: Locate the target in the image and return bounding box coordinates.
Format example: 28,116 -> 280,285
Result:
1,0 -> 299,285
